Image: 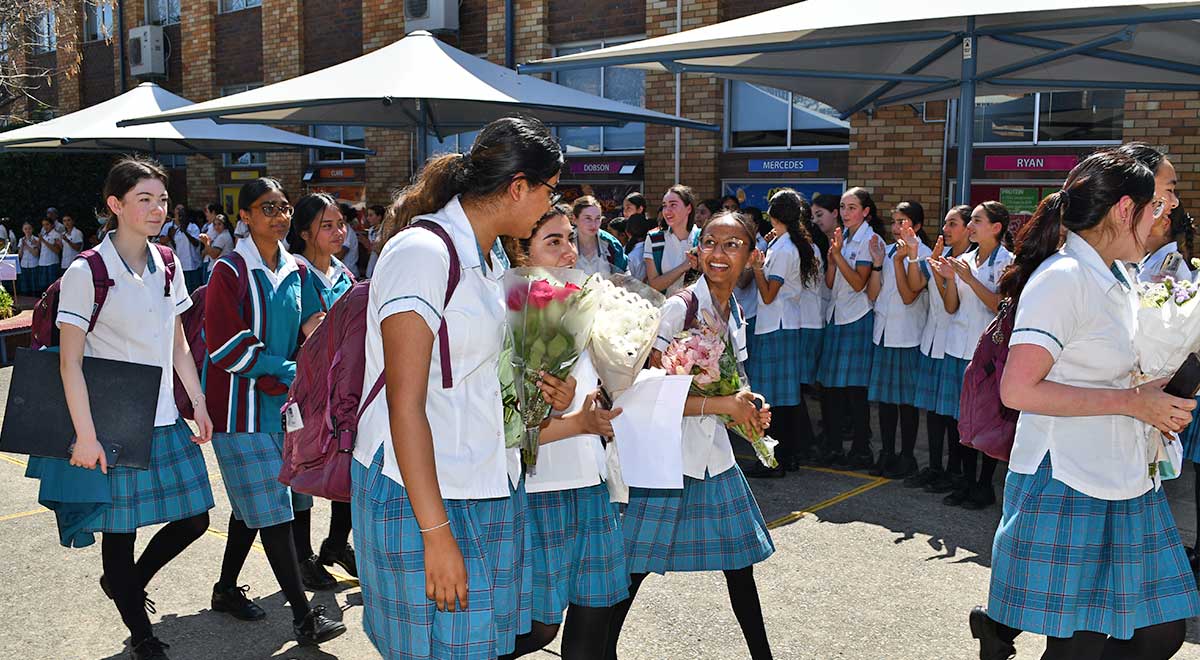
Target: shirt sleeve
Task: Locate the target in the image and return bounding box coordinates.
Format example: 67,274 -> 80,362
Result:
764,244 -> 791,284
372,229 -> 450,337
653,297 -> 686,352
300,271 -> 323,321
642,236 -> 656,272
170,253 -> 192,316
56,258 -> 96,331
1010,265 -> 1078,362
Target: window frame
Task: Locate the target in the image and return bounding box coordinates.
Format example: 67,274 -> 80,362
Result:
218,0 -> 262,15
551,36 -> 647,156
32,11 -> 57,54
309,125 -> 367,165
723,80 -> 851,153
221,84 -> 267,167
951,92 -> 1125,148
83,1 -> 114,42
145,0 -> 181,26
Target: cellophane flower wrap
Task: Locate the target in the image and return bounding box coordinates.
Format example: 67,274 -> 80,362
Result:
504,267 -> 597,471
585,274 -> 666,397
1134,276 -> 1200,479
660,309 -> 778,469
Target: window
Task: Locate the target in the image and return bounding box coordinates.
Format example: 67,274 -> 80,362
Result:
32,11 -> 56,54
311,125 -> 366,163
146,0 -> 181,26
553,39 -> 646,153
726,81 -> 848,150
957,90 -> 1124,145
424,129 -> 481,161
219,0 -> 262,13
159,154 -> 187,168
83,1 -> 114,42
221,84 -> 266,167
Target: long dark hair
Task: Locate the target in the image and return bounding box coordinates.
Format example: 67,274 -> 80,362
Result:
977,200 -> 1012,249
665,184 -> 696,229
767,189 -> 820,286
288,192 -> 340,255
1111,141 -> 1167,175
894,200 -> 930,247
380,116 -> 563,248
238,177 -> 285,214
844,187 -> 885,236
999,151 -> 1155,300
103,156 -> 169,231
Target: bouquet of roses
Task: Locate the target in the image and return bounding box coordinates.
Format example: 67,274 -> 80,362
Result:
1134,275 -> 1200,479
504,267 -> 597,471
585,274 -> 666,397
660,309 -> 778,469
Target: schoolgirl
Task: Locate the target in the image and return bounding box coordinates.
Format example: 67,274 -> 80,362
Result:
204,178 -> 345,645
607,210 -> 776,660
55,157 -> 214,660
17,221 -> 40,295
644,184 -> 701,295
60,214 -> 85,277
199,213 -> 234,284
695,198 -> 722,229
745,189 -> 824,477
929,201 -> 1013,510
572,195 -> 628,276
971,150 -> 1200,660
814,188 -> 883,469
284,193 -> 359,590
903,205 -> 974,492
37,217 -> 62,292
864,201 -> 932,479
351,116 -> 564,660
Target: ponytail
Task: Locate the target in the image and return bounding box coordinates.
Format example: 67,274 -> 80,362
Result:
767,188 -> 820,287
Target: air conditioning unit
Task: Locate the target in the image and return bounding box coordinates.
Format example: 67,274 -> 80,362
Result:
405,0 -> 459,33
128,25 -> 166,77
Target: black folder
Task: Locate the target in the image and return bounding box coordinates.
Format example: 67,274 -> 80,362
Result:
0,348 -> 162,469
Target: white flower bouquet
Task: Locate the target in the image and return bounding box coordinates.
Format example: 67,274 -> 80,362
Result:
1135,275 -> 1200,479
584,274 -> 666,397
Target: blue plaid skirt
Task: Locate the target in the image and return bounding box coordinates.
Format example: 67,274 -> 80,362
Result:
211,432 -> 313,529
867,344 -> 921,407
933,355 -> 969,419
16,268 -> 37,296
815,313 -> 874,389
36,264 -> 57,293
352,447 -> 530,660
184,268 -> 204,294
1179,395 -> 1200,464
989,456 -> 1200,640
624,464 -> 774,574
747,329 -> 821,406
912,353 -> 943,412
528,483 -> 629,624
83,419 -> 213,533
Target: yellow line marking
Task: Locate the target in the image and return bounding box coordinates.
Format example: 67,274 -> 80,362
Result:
0,453 -> 28,467
203,527 -> 358,585
734,453 -> 877,480
765,477 -> 891,530
0,508 -> 49,523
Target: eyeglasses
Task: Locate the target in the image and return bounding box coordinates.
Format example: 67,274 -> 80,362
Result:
698,237 -> 748,253
252,201 -> 294,218
1152,197 -> 1167,220
526,177 -> 563,206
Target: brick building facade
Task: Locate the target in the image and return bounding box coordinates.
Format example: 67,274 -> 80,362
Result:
16,1 -> 1200,231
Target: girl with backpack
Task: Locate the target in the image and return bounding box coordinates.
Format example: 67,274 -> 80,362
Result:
644,184 -> 701,295
572,195 -> 628,276
37,217 -> 63,293
204,178 -> 346,647
864,201 -> 932,480
351,116 -> 567,660
744,189 -> 824,477
607,209 -> 776,660
286,192 -> 359,591
929,201 -> 1013,510
814,187 -> 882,470
970,150 -> 1200,660
17,221 -> 39,296
902,205 -> 974,493
57,157 -> 215,660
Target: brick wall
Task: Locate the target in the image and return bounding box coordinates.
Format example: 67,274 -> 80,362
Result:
721,0 -> 790,21
161,25 -> 185,93
363,0 -> 410,206
214,7 -> 263,88
1124,91 -> 1200,203
28,52 -> 59,114
263,0 -> 306,198
183,0 -> 220,205
81,41 -> 114,106
457,0 -> 489,55
548,0 -> 644,45
113,0 -> 143,94
54,3 -> 83,113
303,0 -> 362,73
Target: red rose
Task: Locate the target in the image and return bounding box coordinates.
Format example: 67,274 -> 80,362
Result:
506,284 -> 528,311
551,282 -> 581,302
527,279 -> 556,309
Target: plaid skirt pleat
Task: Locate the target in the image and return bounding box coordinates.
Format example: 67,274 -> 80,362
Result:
815,313 -> 874,388
933,355 -> 969,419
17,268 -> 36,296
748,330 -> 801,406
528,483 -> 629,624
912,353 -> 943,412
1180,395 -> 1200,464
211,431 -> 313,529
36,264 -> 57,293
351,447 -> 527,660
623,464 -> 774,575
988,456 -> 1200,640
867,344 -> 921,407
85,419 -> 214,533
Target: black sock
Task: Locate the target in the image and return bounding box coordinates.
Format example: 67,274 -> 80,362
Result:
724,566 -> 772,660
1101,620 -> 1187,660
961,447 -> 979,486
766,405 -> 795,465
218,514 -> 257,589
561,604 -> 615,660
978,455 -> 998,489
945,419 -> 962,474
794,391 -> 816,456
1042,630 -> 1107,659
136,512 -> 209,589
878,403 -> 898,457
605,572 -> 648,660
846,387 -> 872,454
292,507 -> 314,559
926,411 -> 946,471
820,388 -> 843,454
327,501 -> 353,551
102,532 -> 153,645
258,521 -> 311,623
899,405 -> 919,459
499,621 -> 560,660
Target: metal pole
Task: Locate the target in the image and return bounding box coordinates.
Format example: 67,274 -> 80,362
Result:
504,0 -> 515,69
117,0 -> 128,92
955,17 -> 976,205
416,100 -> 428,177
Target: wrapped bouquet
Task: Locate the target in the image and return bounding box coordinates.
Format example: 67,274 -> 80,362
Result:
504,267 -> 597,471
1135,275 -> 1200,479
660,308 -> 778,468
585,274 -> 666,397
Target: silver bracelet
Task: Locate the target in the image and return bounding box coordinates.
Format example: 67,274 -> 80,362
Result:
419,520 -> 450,534
700,397 -> 707,416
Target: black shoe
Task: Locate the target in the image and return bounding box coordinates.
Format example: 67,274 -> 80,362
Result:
869,452 -> 895,477
925,470 -> 961,494
301,554 -> 338,590
904,467 -> 941,489
745,462 -> 786,479
847,448 -> 875,471
100,575 -> 156,614
943,486 -> 971,507
821,450 -> 847,467
969,606 -> 1016,660
796,445 -> 822,466
131,637 -> 171,660
294,605 -> 348,646
320,539 -> 358,578
884,454 -> 920,480
961,484 -> 997,510
782,455 -> 801,472
211,583 -> 266,621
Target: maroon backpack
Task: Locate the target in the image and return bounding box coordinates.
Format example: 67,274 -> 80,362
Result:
279,220 -> 461,502
958,296 -> 1019,462
31,244 -> 176,350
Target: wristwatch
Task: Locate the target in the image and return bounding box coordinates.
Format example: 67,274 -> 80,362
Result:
872,265 -> 883,272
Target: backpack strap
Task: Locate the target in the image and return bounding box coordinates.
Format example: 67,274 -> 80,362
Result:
80,250 -> 113,333
648,229 -> 666,276
153,243 -> 176,297
672,288 -> 700,331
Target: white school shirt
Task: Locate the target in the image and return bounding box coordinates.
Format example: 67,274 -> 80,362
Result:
171,223 -> 203,271
293,253 -> 352,291
0,225 -> 12,251
917,247 -> 956,359
205,230 -> 234,272
341,228 -> 361,278
643,226 -> 695,296
652,277 -> 749,480
353,195 -> 513,499
56,234 -> 192,426
755,234 -> 824,333
59,227 -> 84,267
872,241 -> 932,348
1136,242 -> 1192,283
1008,231 -> 1150,500
365,226 -> 380,279
234,221 -> 250,244
826,223 -> 877,325
735,235 -> 769,321
525,352 -> 608,493
576,247 -> 612,277
37,229 -> 61,267
627,242 -> 647,283
944,245 -> 1013,360
18,236 -> 39,268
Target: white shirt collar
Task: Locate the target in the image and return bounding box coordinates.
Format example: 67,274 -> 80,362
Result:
1139,242 -> 1179,272
234,235 -> 298,290
1063,230 -> 1129,293
99,231 -> 164,278
293,254 -> 349,290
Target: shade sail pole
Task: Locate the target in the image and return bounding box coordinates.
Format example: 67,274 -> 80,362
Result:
955,17 -> 977,205
416,99 -> 428,178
